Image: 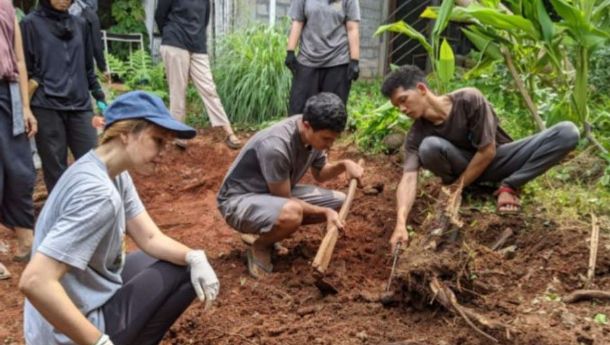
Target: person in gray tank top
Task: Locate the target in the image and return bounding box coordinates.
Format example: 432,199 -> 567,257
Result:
20,91 -> 220,345
381,65 -> 579,251
285,0 -> 361,115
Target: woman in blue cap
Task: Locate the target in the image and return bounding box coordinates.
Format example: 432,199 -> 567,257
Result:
20,91 -> 219,345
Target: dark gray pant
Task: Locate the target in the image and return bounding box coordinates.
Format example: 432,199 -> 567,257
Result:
288,62 -> 351,116
103,251 -> 196,345
419,121 -> 580,189
0,82 -> 35,229
32,107 -> 98,192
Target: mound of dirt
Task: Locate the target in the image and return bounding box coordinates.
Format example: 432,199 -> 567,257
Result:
1,129 -> 609,345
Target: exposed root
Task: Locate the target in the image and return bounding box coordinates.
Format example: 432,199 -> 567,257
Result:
564,289 -> 610,303
430,276 -> 510,343
392,185 -> 513,343
490,227 -> 514,251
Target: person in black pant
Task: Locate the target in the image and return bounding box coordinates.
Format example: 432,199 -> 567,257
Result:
21,0 -> 106,192
286,0 -> 361,115
0,0 -> 38,264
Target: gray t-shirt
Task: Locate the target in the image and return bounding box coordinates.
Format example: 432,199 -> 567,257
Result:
289,0 -> 361,68
24,151 -> 145,345
403,88 -> 513,172
217,116 -> 327,203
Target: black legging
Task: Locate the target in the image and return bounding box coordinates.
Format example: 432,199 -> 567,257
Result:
102,251 -> 196,345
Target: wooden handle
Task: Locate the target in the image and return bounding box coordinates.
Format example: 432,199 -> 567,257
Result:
312,159 -> 364,273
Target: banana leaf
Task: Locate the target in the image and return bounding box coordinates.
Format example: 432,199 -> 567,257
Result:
457,5 -> 541,40
375,21 -> 432,54
461,27 -> 504,60
437,39 -> 455,86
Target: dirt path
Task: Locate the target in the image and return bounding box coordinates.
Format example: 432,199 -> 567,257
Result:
1,129 -> 609,344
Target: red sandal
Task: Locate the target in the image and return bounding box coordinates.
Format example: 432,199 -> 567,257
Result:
493,185 -> 521,214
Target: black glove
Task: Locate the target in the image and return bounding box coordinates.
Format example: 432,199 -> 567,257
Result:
347,59 -> 360,82
285,50 -> 297,75
91,88 -> 106,103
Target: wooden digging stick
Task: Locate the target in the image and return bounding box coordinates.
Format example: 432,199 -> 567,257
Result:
586,213 -> 600,288
312,159 -> 364,274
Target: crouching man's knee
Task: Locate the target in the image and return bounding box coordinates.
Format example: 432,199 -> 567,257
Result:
554,121 -> 580,151
276,200 -> 303,230
329,191 -> 346,210
418,136 -> 445,170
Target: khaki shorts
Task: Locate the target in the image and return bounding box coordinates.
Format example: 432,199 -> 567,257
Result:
218,184 -> 346,234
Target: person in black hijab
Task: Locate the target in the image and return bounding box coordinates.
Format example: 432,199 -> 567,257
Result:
21,0 -> 106,192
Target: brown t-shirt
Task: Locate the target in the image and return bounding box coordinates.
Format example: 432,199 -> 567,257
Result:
403,87 -> 513,172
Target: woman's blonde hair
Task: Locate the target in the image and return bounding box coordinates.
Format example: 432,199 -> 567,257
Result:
100,119 -> 153,145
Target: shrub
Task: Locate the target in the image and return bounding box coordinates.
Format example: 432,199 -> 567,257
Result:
212,22 -> 292,124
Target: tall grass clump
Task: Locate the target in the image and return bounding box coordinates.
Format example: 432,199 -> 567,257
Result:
212,23 -> 292,124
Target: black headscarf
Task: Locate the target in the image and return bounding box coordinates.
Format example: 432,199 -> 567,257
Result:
38,0 -> 75,40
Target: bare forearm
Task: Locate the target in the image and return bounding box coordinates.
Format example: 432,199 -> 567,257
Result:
13,19 -> 31,110
459,149 -> 495,187
292,198 -> 328,218
138,232 -> 191,266
287,21 -> 303,50
17,61 -> 30,109
347,21 -> 360,60
396,173 -> 417,227
316,160 -> 346,182
127,212 -> 191,266
23,281 -> 101,345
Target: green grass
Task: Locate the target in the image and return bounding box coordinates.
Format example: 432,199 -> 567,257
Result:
211,22 -> 292,124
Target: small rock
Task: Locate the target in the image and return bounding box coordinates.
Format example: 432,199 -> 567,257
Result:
355,331 -> 368,341
358,291 -> 380,303
562,311 -> 578,328
383,133 -> 405,151
363,182 -> 384,195
296,305 -> 322,317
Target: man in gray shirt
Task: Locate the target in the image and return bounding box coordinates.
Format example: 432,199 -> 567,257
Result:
217,93 -> 363,278
285,0 -> 361,115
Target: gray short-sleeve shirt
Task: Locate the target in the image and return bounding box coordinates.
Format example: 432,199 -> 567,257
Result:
289,0 -> 361,67
217,116 -> 327,203
24,151 -> 145,345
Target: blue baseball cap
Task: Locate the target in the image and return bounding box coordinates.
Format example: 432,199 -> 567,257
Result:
103,91 -> 196,139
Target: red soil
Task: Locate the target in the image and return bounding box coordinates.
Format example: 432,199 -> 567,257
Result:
1,128 -> 609,344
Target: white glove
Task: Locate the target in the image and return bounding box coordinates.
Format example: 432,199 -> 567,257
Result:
93,334 -> 114,345
185,250 -> 220,310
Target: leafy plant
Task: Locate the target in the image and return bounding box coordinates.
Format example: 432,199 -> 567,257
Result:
109,0 -> 148,60
347,80 -> 410,153
212,22 -> 292,124
375,0 -> 456,93
594,313 -> 608,325
548,0 -> 610,150
590,45 -> 610,96
105,51 -> 168,101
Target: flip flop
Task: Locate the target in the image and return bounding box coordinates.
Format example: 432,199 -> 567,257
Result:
240,234 -> 289,256
246,247 -> 273,279
0,263 -> 11,280
13,251 -> 31,263
494,186 -> 521,214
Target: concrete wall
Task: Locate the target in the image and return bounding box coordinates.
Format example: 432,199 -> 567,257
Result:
249,0 -> 387,79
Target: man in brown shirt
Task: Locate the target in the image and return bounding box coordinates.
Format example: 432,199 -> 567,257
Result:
381,65 -> 579,249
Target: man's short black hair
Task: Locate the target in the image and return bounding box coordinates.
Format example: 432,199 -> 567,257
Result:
302,93 -> 347,133
380,65 -> 428,98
